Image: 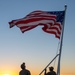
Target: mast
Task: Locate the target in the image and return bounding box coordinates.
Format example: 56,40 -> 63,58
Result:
57,5 -> 67,75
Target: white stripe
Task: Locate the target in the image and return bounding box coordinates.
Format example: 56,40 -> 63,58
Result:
21,26 -> 32,32
17,20 -> 55,27
23,16 -> 56,21
46,23 -> 51,28
51,24 -> 62,32
26,13 -> 56,18
46,29 -> 61,37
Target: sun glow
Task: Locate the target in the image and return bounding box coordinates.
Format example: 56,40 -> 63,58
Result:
3,74 -> 10,75
0,72 -> 18,75
0,71 -> 18,75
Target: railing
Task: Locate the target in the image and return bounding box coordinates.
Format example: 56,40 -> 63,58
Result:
39,54 -> 59,75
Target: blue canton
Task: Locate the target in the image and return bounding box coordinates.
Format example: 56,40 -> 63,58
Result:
47,11 -> 65,25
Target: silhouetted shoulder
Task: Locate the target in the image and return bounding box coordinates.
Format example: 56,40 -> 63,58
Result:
46,71 -> 56,75
26,69 -> 31,75
19,69 -> 31,75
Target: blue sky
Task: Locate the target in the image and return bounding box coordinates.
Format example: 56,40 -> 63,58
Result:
0,0 -> 75,75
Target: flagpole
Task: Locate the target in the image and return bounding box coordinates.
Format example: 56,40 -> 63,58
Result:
57,5 -> 67,75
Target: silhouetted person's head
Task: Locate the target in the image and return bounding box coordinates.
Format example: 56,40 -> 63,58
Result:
49,66 -> 54,71
21,62 -> 26,70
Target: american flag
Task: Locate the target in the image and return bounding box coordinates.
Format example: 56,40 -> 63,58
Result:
9,10 -> 65,39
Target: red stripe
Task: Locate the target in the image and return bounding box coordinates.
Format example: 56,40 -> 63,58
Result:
15,18 -> 56,25
20,25 -> 38,33
50,25 -> 61,34
42,28 -> 60,39
9,10 -> 63,39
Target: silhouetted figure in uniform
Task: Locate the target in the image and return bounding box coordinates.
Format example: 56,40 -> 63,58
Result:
19,62 -> 31,75
44,66 -> 56,75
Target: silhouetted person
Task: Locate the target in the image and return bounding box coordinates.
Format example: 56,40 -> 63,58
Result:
19,62 -> 31,75
44,66 -> 56,75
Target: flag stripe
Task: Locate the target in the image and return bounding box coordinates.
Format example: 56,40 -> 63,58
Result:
20,25 -> 38,33
15,18 -> 56,25
15,20 -> 55,28
9,10 -> 65,39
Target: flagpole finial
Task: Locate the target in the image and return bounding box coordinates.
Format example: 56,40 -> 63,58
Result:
64,4 -> 67,11
64,4 -> 67,9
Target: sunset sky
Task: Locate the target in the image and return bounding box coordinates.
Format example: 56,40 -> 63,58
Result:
0,0 -> 75,75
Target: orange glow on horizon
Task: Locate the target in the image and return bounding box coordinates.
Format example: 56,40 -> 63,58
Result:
0,73 -> 10,75
0,73 -> 17,75
0,70 -> 18,75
